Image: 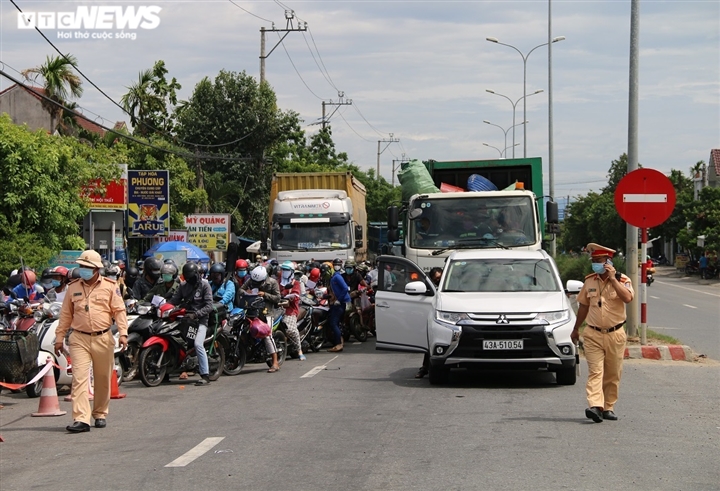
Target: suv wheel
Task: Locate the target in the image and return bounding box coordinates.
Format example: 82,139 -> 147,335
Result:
428,366 -> 450,385
556,367 -> 577,385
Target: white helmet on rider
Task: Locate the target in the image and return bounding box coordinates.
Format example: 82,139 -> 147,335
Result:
250,265 -> 267,283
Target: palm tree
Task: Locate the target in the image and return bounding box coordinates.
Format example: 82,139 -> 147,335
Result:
21,54 -> 83,133
120,68 -> 153,135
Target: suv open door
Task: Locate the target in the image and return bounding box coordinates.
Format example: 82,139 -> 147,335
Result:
375,256 -> 434,353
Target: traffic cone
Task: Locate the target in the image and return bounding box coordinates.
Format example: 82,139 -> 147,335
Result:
110,368 -> 126,399
31,359 -> 67,417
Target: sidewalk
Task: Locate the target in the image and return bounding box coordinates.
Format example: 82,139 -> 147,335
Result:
652,265 -> 720,287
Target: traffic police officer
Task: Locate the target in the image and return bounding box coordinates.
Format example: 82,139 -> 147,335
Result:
55,250 -> 128,433
571,243 -> 634,423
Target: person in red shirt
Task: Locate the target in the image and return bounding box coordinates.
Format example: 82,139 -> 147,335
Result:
279,261 -> 306,361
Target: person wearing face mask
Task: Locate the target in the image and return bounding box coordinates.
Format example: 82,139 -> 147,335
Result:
571,243 -> 634,424
167,262 -> 214,385
278,261 -> 306,361
54,250 -> 129,433
208,262 -> 234,311
327,258 -> 351,353
132,257 -> 162,300
143,263 -> 179,301
42,266 -> 70,303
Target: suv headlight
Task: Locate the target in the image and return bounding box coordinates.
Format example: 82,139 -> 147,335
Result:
535,310 -> 570,325
435,311 -> 470,325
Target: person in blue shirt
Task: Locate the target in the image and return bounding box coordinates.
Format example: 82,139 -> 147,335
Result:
7,270 -> 45,303
327,258 -> 351,352
208,262 -> 234,311
698,252 -> 709,279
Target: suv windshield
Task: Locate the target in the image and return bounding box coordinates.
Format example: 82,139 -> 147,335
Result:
408,196 -> 536,248
442,258 -> 560,292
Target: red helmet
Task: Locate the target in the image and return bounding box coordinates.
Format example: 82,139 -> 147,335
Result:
309,268 -> 321,282
235,259 -> 249,270
23,270 -> 36,286
51,266 -> 69,277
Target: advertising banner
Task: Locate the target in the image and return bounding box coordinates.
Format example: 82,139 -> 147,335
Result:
82,164 -> 127,210
48,250 -> 83,268
155,230 -> 188,244
128,170 -> 169,237
184,214 -> 230,251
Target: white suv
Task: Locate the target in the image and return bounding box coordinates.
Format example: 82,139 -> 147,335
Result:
375,250 -> 579,385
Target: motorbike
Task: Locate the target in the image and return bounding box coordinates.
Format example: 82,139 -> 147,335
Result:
120,299 -> 161,382
296,293 -> 326,354
646,270 -> 654,286
137,303 -> 227,387
30,301 -> 125,398
222,295 -> 287,376
1,298 -> 42,332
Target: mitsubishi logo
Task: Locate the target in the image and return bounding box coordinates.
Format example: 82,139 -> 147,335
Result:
496,315 -> 510,324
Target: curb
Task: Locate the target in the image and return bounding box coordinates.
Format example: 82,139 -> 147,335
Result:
624,345 -> 694,361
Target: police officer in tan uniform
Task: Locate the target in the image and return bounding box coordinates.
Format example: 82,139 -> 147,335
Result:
571,243 -> 634,423
55,250 -> 128,433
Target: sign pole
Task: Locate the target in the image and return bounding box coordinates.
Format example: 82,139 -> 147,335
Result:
640,227 -> 648,345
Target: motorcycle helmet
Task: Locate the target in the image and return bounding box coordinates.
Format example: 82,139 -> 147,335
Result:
125,266 -> 139,289
209,263 -> 225,284
250,265 -> 268,288
332,257 -> 343,272
70,268 -> 83,280
160,263 -> 178,283
143,257 -> 163,281
182,262 -> 201,285
280,261 -> 294,271
235,259 -> 249,279
40,268 -> 54,289
105,263 -> 121,280
344,259 -> 356,275
22,270 -> 37,286
309,268 -> 321,283
51,266 -> 69,278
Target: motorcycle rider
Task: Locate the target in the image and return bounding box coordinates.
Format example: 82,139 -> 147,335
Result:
144,263 -> 179,301
341,259 -> 367,299
167,262 -> 214,386
209,262 -> 235,311
6,269 -> 44,303
240,266 -> 282,372
124,266 -> 140,294
279,261 -> 306,361
41,266 -> 70,302
132,257 -> 162,300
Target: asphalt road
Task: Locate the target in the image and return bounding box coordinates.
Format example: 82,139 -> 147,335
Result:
646,275 -> 720,359
1,340 -> 718,491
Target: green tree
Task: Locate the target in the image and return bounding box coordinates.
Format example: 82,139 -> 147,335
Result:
21,54 -> 83,132
677,186 -> 720,254
121,60 -> 181,137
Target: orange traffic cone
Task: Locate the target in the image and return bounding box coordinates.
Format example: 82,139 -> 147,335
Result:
110,368 -> 126,399
31,359 -> 67,417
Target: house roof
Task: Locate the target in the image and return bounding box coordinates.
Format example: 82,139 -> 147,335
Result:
710,149 -> 720,176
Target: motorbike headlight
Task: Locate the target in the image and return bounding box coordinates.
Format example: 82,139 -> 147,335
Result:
137,305 -> 151,316
435,311 -> 470,325
535,310 -> 570,325
34,310 -> 45,322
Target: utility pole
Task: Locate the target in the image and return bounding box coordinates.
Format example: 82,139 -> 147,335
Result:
259,11 -> 307,84
377,134 -> 399,181
321,92 -> 352,130
391,154 -> 409,187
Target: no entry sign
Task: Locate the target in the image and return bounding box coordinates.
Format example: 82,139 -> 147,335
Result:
614,168 -> 676,228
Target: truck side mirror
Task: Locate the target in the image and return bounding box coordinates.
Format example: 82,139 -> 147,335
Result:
546,201 -> 559,224
387,206 -> 399,229
260,228 -> 268,252
354,224 -> 363,241
355,240 -> 363,249
387,229 -> 399,242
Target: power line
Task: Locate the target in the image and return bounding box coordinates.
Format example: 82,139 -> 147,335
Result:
301,31 -> 338,91
352,103 -> 385,137
228,0 -> 273,24
9,0 -> 249,149
277,33 -> 324,100
338,109 -> 372,143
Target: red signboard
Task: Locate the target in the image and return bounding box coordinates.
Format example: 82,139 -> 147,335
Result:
84,178 -> 127,210
614,168 -> 676,228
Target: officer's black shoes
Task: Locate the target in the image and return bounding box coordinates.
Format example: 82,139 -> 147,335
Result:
94,419 -> 107,428
66,421 -> 91,433
585,407 -> 603,423
195,375 -> 210,386
602,410 -> 618,421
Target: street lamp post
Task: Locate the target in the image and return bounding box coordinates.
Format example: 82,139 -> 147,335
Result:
483,119 -> 527,160
486,36 -> 565,157
485,89 -> 543,158
483,142 -> 519,159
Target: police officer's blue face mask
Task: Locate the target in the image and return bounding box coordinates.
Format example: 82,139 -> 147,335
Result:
51,279 -> 61,288
345,267 -> 354,275
78,267 -> 96,280
591,262 -> 606,274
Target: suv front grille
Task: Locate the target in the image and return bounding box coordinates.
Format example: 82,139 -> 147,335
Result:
452,325 -> 555,359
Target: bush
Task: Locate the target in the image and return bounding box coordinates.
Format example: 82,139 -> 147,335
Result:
0,230 -> 56,285
555,253 -> 627,286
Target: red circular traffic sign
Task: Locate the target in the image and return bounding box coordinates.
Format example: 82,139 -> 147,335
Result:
614,168 -> 676,228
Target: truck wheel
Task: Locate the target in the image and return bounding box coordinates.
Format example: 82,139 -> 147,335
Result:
428,366 -> 450,385
556,367 -> 577,385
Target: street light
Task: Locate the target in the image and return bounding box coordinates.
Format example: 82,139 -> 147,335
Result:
483,142 -> 519,159
486,35 -> 565,157
485,89 -> 543,158
483,119 -> 527,160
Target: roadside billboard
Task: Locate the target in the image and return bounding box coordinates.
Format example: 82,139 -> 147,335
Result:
155,230 -> 189,244
127,170 -> 169,237
184,214 -> 230,251
82,164 -> 127,210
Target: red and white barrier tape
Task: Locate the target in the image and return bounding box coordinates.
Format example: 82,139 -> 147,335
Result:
0,359 -> 57,390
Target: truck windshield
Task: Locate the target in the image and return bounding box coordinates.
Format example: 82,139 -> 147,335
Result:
408,196 -> 536,249
272,223 -> 350,250
442,258 -> 560,292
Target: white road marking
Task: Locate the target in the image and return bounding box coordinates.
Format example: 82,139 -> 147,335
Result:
649,295 -> 660,299
165,437 -> 225,467
300,355 -> 338,379
650,326 -> 682,330
655,280 -> 720,297
682,304 -> 697,309
353,342 -> 362,345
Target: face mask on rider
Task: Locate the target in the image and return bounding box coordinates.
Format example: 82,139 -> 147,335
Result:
162,274 -> 174,283
51,279 -> 61,288
281,269 -> 292,279
333,265 -> 342,272
345,267 -> 354,275
236,270 -> 247,278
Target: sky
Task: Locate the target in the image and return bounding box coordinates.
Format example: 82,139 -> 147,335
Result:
1,0 -> 718,200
